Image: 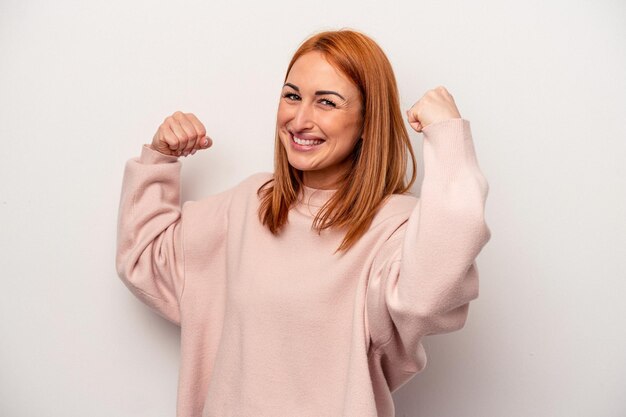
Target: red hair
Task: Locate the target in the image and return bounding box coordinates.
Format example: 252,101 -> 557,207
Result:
257,28 -> 417,253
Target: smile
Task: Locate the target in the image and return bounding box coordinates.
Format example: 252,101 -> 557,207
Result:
293,136 -> 324,146
290,132 -> 325,149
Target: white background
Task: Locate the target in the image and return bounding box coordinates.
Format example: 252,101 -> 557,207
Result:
1,0 -> 625,416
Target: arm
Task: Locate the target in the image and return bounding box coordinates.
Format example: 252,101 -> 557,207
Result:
366,118 -> 491,384
115,144 -> 185,325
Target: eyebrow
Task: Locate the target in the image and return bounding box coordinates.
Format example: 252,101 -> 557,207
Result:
283,82 -> 346,101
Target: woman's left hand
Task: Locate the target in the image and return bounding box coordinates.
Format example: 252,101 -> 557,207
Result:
406,86 -> 462,133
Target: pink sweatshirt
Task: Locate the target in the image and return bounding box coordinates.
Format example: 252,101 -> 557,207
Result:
115,118 -> 491,417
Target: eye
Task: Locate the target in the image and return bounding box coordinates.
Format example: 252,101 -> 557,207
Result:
283,92 -> 300,101
319,98 -> 337,108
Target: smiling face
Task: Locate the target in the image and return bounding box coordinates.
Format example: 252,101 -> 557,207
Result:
277,51 -> 364,190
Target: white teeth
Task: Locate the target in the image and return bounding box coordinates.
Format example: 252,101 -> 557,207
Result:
292,135 -> 324,146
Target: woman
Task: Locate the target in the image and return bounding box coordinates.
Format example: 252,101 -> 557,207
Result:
116,28 -> 491,417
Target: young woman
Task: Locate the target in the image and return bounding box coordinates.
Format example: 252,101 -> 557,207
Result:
116,28 -> 491,417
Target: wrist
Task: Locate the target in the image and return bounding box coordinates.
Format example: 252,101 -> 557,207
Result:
141,144 -> 179,162
148,143 -> 177,158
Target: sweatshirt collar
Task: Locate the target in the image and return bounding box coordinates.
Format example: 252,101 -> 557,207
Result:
298,184 -> 337,208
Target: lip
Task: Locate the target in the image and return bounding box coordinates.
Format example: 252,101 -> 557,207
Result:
289,130 -> 325,141
288,130 -> 325,152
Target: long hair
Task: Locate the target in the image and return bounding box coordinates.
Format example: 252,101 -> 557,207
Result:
257,28 -> 417,253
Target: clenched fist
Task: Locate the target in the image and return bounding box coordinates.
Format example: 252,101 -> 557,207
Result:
406,86 -> 462,133
151,111 -> 213,157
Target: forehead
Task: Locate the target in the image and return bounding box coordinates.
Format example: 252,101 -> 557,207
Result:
286,51 -> 357,93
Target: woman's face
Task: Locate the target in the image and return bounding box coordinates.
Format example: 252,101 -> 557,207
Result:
277,51 -> 363,190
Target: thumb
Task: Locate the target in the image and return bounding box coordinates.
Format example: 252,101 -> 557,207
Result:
201,136 -> 213,148
406,109 -> 422,133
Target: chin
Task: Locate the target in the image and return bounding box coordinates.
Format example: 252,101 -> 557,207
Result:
286,158 -> 314,173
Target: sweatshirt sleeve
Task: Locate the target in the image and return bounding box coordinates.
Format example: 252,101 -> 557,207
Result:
115,144 -> 185,325
366,118 -> 491,386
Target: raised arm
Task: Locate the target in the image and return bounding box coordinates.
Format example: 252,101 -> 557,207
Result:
366,88 -> 491,389
115,111 -> 213,325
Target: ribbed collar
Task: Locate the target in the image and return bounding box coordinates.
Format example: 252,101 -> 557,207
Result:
298,184 -> 337,208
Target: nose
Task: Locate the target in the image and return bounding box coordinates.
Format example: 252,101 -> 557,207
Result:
291,101 -> 314,131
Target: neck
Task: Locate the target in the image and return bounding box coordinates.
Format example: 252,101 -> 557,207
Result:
299,183 -> 336,208
301,163 -> 351,190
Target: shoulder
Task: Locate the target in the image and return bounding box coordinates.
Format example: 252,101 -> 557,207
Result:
367,193 -> 419,263
239,171 -> 274,192
361,192 -> 417,246
230,172 -> 274,203
374,192 -> 418,222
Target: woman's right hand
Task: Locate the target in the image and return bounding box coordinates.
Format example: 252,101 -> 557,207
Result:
151,111 -> 213,157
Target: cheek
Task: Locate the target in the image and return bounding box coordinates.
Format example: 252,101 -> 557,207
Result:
327,115 -> 361,141
276,102 -> 291,127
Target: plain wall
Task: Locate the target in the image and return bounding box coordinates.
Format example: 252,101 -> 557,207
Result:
1,0 -> 624,416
